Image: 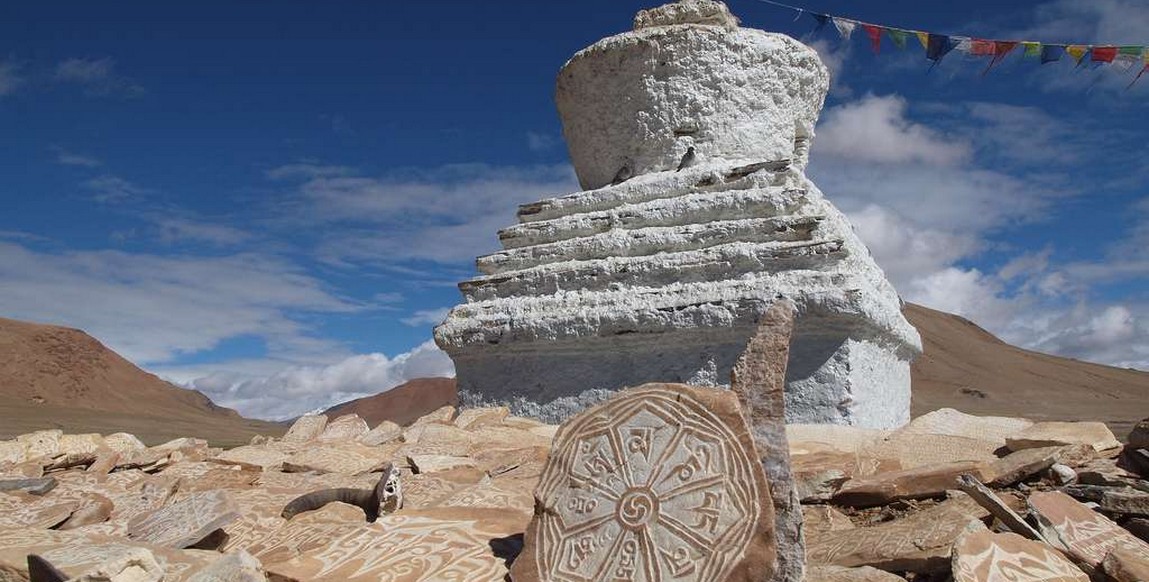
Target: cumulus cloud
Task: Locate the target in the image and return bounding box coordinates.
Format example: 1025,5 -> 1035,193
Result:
810,93 -> 1148,370
0,241 -> 362,365
401,307 -> 450,327
54,57 -> 144,98
172,341 -> 455,419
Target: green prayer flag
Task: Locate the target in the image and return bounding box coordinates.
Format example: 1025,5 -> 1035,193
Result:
1023,42 -> 1041,58
1119,46 -> 1144,57
887,28 -> 909,50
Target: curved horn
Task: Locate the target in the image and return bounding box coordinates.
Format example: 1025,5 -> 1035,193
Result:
27,554 -> 68,582
281,488 -> 376,521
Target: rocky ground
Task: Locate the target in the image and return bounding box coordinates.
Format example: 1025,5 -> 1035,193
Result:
1,402 -> 1146,581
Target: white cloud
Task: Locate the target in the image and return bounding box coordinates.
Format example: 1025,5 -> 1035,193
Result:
815,95 -> 971,165
0,242 -> 361,365
54,57 -> 144,98
84,175 -> 150,203
170,341 -> 455,420
54,149 -> 102,168
153,217 -> 252,246
527,131 -> 560,152
0,59 -> 25,96
401,307 -> 450,327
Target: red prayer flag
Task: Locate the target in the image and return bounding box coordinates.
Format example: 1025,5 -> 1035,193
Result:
1091,46 -> 1118,63
864,24 -> 883,54
970,40 -> 995,56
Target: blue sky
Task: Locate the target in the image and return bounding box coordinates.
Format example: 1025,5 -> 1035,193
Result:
1,0 -> 1146,419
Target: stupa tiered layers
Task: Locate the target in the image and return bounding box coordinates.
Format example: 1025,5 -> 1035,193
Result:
434,0 -> 922,429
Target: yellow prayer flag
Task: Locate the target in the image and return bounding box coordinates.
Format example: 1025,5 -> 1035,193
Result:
916,31 -> 929,50
1066,45 -> 1089,63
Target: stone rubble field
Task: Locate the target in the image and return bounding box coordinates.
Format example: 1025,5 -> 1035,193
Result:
1,399 -> 1146,581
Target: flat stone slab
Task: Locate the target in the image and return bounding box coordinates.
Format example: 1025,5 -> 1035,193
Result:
316,414 -> 369,442
358,420 -> 402,446
834,461 -> 992,507
282,443 -> 389,475
512,382 -> 776,582
807,565 -> 906,582
282,414 -> 328,444
807,494 -> 989,574
1007,422 -> 1121,454
1028,491 -> 1149,569
951,530 -> 1087,581
128,490 -> 240,549
213,445 -> 289,470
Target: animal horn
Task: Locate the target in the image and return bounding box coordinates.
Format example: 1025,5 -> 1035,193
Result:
27,555 -> 68,582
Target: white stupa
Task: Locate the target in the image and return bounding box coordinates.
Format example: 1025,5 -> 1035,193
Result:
434,0 -> 922,429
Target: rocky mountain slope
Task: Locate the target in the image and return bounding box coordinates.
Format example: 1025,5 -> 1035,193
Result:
0,317 -> 282,445
322,377 -> 457,427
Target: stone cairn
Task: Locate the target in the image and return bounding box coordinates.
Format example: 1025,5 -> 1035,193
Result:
435,0 -> 922,430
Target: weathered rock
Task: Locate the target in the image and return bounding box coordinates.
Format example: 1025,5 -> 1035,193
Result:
1050,463 -> 1078,485
356,420 -> 402,446
1028,491 -> 1149,570
729,300 -> 803,582
0,476 -> 56,495
103,433 -> 147,457
805,565 -> 906,582
1062,484 -> 1149,517
0,439 -> 24,464
987,446 -> 1065,487
453,406 -> 510,430
128,491 -> 240,549
409,405 -> 457,427
802,506 -> 855,535
58,434 -> 108,456
407,454 -> 478,474
806,493 -> 990,573
213,446 -> 289,471
1102,545 -> 1149,582
833,461 -> 991,507
1124,517 -> 1149,543
1129,418 -> 1149,448
58,493 -> 115,530
186,550 -> 266,582
280,443 -> 390,475
791,452 -> 853,502
1007,422 -> 1121,454
787,425 -> 889,457
69,546 -> 165,582
951,530 -> 1088,582
434,0 -> 922,430
397,423 -> 478,457
863,409 -> 1033,470
0,493 -> 79,529
1121,447 -> 1149,478
281,414 -> 327,444
512,383 -> 777,582
19,429 -> 63,460
898,408 -> 1034,444
315,414 -> 369,442
954,474 -> 1043,540
633,0 -> 740,30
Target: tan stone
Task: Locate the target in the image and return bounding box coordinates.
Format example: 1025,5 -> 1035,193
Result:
834,461 -> 992,507
187,550 -> 266,582
1,532 -> 214,581
104,433 -> 147,456
58,493 -> 115,530
281,414 -> 327,444
69,546 -> 165,582
806,565 -> 905,582
357,420 -> 402,446
1102,545 -> 1149,582
512,383 -> 777,582
59,433 -> 109,456
786,425 -> 889,455
528,424 -> 560,441
19,429 -> 63,460
1007,422 -> 1121,454
409,404 -> 457,427
398,473 -> 468,510
128,490 -> 241,549
501,416 -> 546,431
109,475 -> 180,523
407,454 -> 478,474
0,439 -> 24,464
454,406 -> 510,430
1028,491 -> 1149,569
807,493 -> 990,573
466,425 -> 555,452
173,464 -> 261,493
396,423 -> 478,457
471,446 -> 550,480
987,446 -> 1064,487
899,408 -> 1033,445
1130,418 -> 1149,449
263,511 -> 521,582
862,433 -> 1000,470
281,443 -> 390,475
316,414 -> 369,442
802,505 -> 855,535
214,446 -> 289,470
0,493 -> 79,529
951,530 -> 1087,582
792,452 -> 857,502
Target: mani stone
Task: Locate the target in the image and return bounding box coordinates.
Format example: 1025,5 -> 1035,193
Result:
951,530 -> 1088,582
127,490 -> 240,549
511,383 -> 776,582
1028,491 -> 1149,570
434,0 -> 921,429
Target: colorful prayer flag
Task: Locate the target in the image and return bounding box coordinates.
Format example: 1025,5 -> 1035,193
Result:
927,34 -> 959,63
863,24 -> 883,53
916,31 -> 930,50
1022,42 -> 1042,58
832,17 -> 857,40
1067,45 -> 1089,65
1041,45 -> 1065,64
887,28 -> 909,50
811,13 -> 830,32
970,39 -> 995,56
954,37 -> 973,54
1091,46 -> 1118,63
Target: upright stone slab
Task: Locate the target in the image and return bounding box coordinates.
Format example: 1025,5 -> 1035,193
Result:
730,300 -> 803,582
512,383 -> 776,582
435,0 -> 921,429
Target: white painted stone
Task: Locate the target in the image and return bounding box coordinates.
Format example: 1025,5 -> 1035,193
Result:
433,1 -> 921,428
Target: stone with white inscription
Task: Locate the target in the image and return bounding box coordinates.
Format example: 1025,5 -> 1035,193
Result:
1007,422 -> 1121,454
213,445 -> 289,471
186,550 -> 266,582
433,0 -> 921,429
127,490 -> 240,549
282,414 -> 327,444
1028,491 -> 1149,570
357,420 -> 402,446
104,433 -> 147,456
316,414 -> 369,442
19,429 -> 63,460
455,406 -> 511,430
281,443 -> 389,475
951,530 -> 1087,582
512,383 -> 776,582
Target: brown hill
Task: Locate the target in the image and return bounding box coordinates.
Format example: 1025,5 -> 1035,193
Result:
323,377 -> 457,427
906,303 -> 1148,438
323,304 -> 1149,437
0,317 -> 282,446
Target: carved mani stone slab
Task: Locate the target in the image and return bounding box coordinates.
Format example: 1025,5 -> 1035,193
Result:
128,490 -> 240,549
951,530 -> 1087,582
512,383 -> 776,582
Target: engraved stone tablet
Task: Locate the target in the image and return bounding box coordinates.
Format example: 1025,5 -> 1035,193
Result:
952,530 -> 1087,582
128,490 -> 240,549
512,383 -> 776,582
